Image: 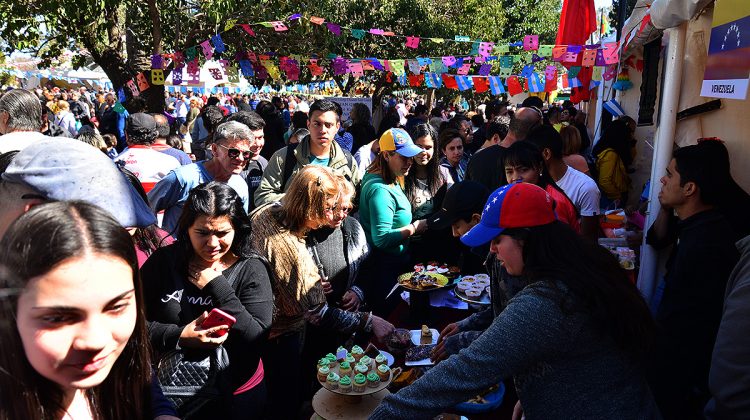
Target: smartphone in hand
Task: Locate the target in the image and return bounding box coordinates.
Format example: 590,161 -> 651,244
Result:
200,308 -> 237,337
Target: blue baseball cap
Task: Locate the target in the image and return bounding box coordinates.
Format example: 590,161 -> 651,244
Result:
379,128 -> 423,158
460,182 -> 556,247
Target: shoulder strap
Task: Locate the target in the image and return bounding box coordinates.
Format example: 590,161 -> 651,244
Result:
281,143 -> 299,191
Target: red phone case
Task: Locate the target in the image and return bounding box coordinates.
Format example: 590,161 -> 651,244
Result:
201,308 -> 237,337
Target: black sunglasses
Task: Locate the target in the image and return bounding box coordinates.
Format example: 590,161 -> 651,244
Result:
217,143 -> 252,160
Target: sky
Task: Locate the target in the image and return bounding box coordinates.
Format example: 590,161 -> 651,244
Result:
595,0 -> 614,9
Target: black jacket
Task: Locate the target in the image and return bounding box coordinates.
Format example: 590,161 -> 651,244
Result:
142,244 -> 274,389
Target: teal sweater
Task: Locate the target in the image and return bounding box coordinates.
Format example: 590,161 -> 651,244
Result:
359,172 -> 413,255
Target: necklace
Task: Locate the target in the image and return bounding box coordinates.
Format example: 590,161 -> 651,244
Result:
416,178 -> 429,188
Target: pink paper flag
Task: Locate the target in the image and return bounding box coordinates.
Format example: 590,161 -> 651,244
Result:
240,24 -> 256,37
442,56 -> 456,66
405,36 -> 420,49
603,42 -> 620,65
126,80 -> 139,97
369,28 -> 385,35
523,35 -> 539,51
456,62 -> 471,75
348,62 -> 364,77
200,40 -> 213,60
271,21 -> 288,32
562,51 -> 579,63
478,42 -> 494,57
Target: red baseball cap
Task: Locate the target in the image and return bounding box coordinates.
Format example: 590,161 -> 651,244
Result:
460,182 -> 556,247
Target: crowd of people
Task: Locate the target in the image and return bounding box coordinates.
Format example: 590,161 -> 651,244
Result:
0,83 -> 749,420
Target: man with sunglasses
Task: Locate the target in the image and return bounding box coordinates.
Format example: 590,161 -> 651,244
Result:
148,120 -> 252,236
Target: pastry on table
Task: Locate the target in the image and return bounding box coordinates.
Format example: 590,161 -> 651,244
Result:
420,324 -> 433,344
338,375 -> 352,393
376,364 -> 391,381
338,361 -> 352,376
353,373 -> 367,392
375,352 -> 387,366
359,355 -> 372,369
317,365 -> 330,382
355,362 -> 369,375
326,372 -> 340,390
405,345 -> 436,363
350,345 -> 364,361
366,372 -> 380,388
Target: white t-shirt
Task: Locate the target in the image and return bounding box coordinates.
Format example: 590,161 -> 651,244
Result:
115,146 -> 181,192
0,131 -> 49,154
556,165 -> 600,217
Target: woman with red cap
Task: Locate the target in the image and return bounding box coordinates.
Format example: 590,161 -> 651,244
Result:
371,182 -> 658,420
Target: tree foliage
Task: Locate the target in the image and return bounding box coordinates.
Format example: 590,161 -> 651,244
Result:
0,0 -> 561,109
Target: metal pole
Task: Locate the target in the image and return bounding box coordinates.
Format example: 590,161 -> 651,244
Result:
638,22 -> 688,303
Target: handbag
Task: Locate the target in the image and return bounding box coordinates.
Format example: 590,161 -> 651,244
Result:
156,260 -> 245,417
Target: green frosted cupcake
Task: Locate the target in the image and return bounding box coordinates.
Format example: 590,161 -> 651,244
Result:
326,372 -> 340,390
353,373 -> 367,392
317,365 -> 330,382
375,353 -> 387,365
338,375 -> 352,393
360,355 -> 372,369
376,363 -> 390,381
339,361 -> 352,376
345,354 -> 356,366
354,363 -> 369,375
366,372 -> 380,388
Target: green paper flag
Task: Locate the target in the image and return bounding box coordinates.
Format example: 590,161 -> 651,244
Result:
113,102 -> 126,114
185,47 -> 197,61
259,22 -> 273,28
538,45 -> 554,57
495,44 -> 510,54
390,60 -> 406,76
225,19 -> 237,31
455,35 -> 470,42
351,29 -> 366,39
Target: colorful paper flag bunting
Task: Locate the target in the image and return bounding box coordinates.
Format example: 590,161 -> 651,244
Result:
405,36 -> 420,49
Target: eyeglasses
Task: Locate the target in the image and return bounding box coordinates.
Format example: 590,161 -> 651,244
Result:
216,143 -> 252,160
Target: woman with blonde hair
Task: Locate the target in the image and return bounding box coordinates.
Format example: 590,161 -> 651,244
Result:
560,125 -> 590,175
54,99 -> 79,137
251,165 -> 394,418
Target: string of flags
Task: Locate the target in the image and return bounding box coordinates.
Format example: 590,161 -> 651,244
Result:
114,13 -> 623,104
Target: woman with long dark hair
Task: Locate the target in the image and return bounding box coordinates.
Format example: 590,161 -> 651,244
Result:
438,128 -> 469,183
142,182 -> 273,419
504,141 -> 580,232
372,183 -> 658,419
360,128 -> 428,315
0,201 -> 152,419
347,103 -> 377,152
593,119 -> 633,208
405,123 -> 450,220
